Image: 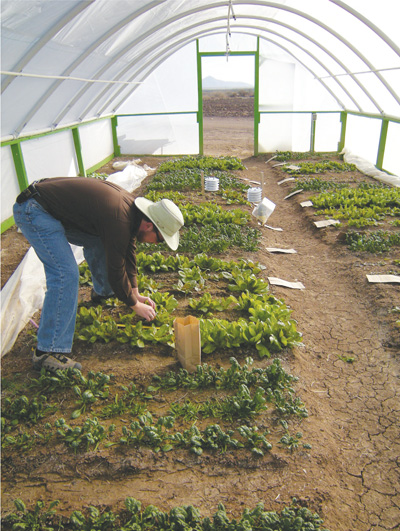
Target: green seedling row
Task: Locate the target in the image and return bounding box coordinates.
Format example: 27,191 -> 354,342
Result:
77,253 -> 301,357
157,155 -> 246,172
284,160 -> 357,175
2,356 -> 307,458
3,497 -> 330,531
345,229 -> 400,253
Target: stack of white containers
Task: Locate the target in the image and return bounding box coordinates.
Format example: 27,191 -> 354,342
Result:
247,187 -> 262,203
205,177 -> 219,191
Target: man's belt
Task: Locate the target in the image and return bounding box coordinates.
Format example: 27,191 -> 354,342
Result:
16,182 -> 41,204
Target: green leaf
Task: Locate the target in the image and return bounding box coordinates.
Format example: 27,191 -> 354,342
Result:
161,444 -> 173,452
14,499 -> 26,513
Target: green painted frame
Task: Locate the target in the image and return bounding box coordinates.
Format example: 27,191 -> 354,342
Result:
1,116 -> 114,233
197,38 -> 259,156
340,110 -> 400,171
2,97 -> 400,234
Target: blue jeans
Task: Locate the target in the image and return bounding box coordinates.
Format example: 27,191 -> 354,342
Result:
13,198 -> 113,353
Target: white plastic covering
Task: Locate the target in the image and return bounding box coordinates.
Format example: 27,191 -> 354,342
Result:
21,131 -> 79,181
1,146 -> 20,221
383,121 -> 400,176
118,114 -> 199,156
2,0 -> 400,139
79,120 -> 114,170
341,148 -> 400,188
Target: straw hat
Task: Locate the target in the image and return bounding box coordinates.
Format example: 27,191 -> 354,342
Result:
135,197 -> 184,250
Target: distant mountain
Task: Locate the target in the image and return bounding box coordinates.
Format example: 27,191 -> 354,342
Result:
202,75 -> 253,91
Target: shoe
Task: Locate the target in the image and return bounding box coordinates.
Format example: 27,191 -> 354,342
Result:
32,351 -> 82,372
91,288 -> 113,304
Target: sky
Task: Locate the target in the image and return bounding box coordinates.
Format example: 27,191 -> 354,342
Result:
201,55 -> 255,85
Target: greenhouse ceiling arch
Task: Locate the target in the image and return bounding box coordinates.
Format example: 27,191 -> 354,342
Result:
2,0 -> 400,234
2,0 -> 400,139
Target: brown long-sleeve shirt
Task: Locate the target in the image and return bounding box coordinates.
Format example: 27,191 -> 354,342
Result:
34,177 -> 142,306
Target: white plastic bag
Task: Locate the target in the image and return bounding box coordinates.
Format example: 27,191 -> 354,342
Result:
112,159 -> 142,171
106,163 -> 148,192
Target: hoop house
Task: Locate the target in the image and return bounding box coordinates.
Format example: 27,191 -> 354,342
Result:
2,0 -> 400,230
2,4 -> 400,529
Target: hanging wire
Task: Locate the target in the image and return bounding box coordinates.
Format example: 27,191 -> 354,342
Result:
226,0 -> 236,60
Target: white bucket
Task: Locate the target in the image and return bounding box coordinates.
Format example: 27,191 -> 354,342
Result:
252,197 -> 276,224
247,187 -> 262,203
205,176 -> 219,191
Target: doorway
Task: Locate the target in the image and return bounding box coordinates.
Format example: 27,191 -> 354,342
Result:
200,54 -> 256,158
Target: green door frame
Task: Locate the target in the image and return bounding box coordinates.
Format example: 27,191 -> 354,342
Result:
196,38 -> 259,156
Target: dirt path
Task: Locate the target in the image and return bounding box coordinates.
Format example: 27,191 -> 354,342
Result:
203,117 -> 254,159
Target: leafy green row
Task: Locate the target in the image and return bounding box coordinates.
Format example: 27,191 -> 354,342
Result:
312,184 -> 399,208
52,411 -> 304,456
2,357 -> 307,457
273,150 -> 328,162
284,160 -> 357,175
199,315 -> 301,357
157,155 -> 246,172
144,189 -> 187,204
2,358 -> 306,426
3,402 -> 303,457
3,497 -> 330,531
153,357 -> 308,418
147,168 -> 248,193
311,185 -> 400,227
77,258 -> 301,355
144,190 -> 250,211
136,251 -> 265,275
147,168 -> 201,191
153,357 -> 296,390
293,177 -> 348,192
219,188 -> 251,205
345,229 -> 400,253
118,414 -> 272,456
179,223 -> 260,253
75,288 -> 302,357
181,202 -> 251,226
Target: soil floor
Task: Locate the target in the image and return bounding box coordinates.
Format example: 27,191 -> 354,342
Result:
1,92 -> 400,531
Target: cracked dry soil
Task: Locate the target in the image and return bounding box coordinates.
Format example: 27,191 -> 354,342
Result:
1,113 -> 400,531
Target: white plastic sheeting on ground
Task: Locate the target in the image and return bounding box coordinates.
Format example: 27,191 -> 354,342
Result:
1,245 -> 84,357
341,147 -> 400,187
1,165 -> 148,357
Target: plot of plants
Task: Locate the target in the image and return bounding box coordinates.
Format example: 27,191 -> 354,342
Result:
276,151 -> 400,253
310,183 -> 400,251
76,252 -> 302,357
4,497 -> 329,531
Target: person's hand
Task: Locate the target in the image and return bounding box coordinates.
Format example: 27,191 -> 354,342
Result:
132,300 -> 156,321
132,289 -> 156,309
